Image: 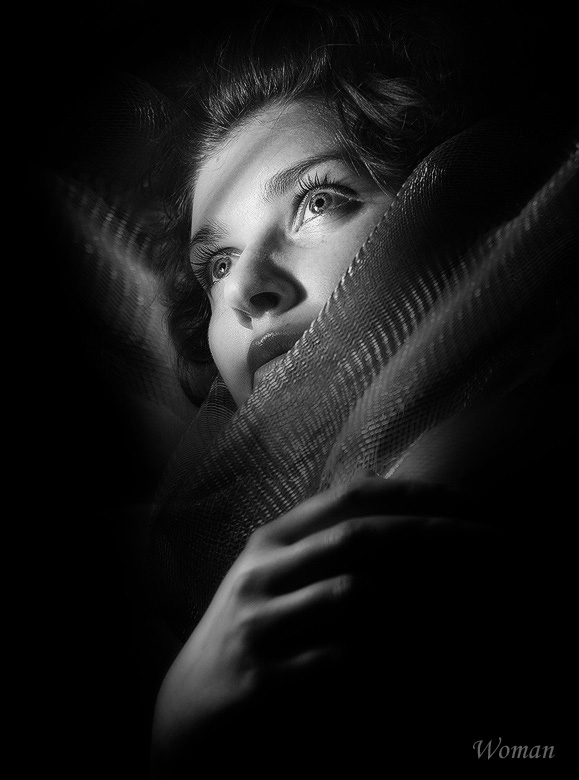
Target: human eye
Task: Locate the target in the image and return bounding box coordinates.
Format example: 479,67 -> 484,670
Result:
190,245 -> 237,290
293,172 -> 361,229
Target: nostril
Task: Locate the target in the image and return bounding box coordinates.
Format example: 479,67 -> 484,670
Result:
249,291 -> 281,312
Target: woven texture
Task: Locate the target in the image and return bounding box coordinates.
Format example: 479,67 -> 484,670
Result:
147,112 -> 579,640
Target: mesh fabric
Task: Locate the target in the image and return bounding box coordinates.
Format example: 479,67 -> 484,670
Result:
147,111 -> 579,640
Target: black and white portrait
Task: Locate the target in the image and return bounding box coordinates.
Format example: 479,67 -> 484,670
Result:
30,1 -> 577,775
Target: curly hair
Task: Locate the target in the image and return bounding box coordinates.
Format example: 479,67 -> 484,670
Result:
152,1 -> 534,402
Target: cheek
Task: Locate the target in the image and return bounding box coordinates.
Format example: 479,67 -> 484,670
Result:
320,204 -> 387,268
207,306 -> 250,403
314,228 -> 371,287
207,311 -> 229,371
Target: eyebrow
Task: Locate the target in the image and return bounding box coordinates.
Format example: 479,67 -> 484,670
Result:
189,152 -> 352,254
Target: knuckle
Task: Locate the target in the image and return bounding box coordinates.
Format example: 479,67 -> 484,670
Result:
246,523 -> 269,549
232,564 -> 263,599
341,477 -> 372,507
235,606 -> 263,648
234,628 -> 268,692
339,475 -> 387,513
330,517 -> 365,551
241,662 -> 266,693
330,573 -> 355,600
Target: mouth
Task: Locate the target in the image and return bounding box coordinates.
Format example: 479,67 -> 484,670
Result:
248,330 -> 304,389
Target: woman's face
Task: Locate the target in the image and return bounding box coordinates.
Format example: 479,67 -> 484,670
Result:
190,101 -> 393,406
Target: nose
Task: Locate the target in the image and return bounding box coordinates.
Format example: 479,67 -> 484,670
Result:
222,244 -> 303,321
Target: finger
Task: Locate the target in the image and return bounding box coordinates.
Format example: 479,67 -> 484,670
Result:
265,513 -> 426,593
264,477 -> 472,546
266,644 -> 343,684
250,573 -> 356,654
259,510 -> 493,595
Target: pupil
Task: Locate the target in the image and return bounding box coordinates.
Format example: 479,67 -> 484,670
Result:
214,259 -> 229,278
311,192 -> 330,213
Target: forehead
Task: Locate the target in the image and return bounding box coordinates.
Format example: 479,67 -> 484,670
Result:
191,101 -> 339,228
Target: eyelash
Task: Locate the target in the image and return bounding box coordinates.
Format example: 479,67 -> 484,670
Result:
191,172 -> 359,289
190,243 -> 235,290
292,171 -> 357,218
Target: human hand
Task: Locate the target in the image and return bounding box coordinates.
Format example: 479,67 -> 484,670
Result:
151,474 -> 492,772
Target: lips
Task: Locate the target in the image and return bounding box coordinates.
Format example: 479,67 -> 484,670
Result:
247,330 -> 304,388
